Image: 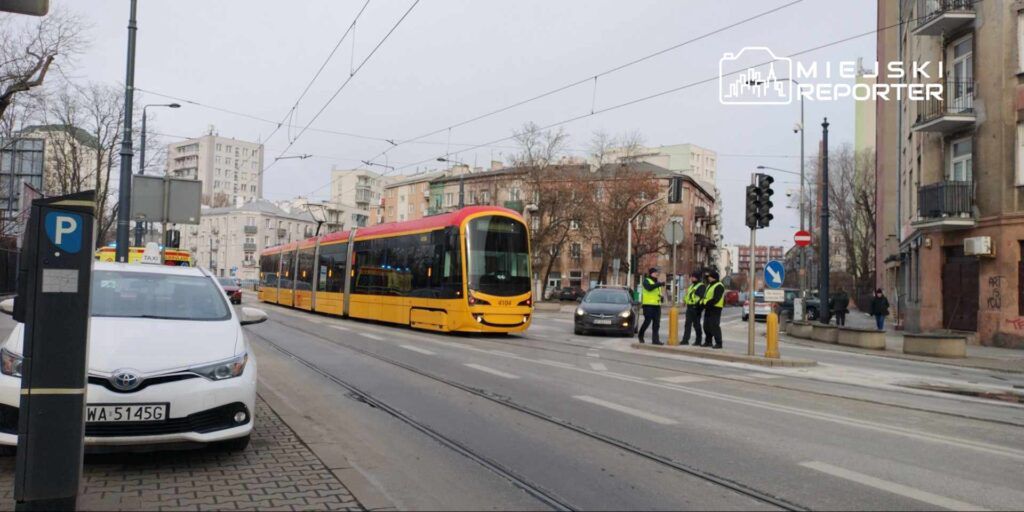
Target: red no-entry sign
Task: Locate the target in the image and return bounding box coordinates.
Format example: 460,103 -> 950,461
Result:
794,230 -> 812,247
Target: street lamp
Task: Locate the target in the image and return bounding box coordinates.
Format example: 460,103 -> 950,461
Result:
134,102 -> 181,246
274,154 -> 311,161
438,157 -> 468,208
750,75 -> 807,314
361,159 -> 395,171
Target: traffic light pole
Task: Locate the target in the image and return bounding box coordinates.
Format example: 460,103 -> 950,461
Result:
819,118 -> 831,325
747,217 -> 756,357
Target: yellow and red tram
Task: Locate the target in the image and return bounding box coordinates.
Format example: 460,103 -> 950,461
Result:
259,206 -> 533,333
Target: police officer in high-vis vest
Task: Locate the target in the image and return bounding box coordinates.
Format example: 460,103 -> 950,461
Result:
681,270 -> 706,346
637,267 -> 665,345
701,270 -> 726,349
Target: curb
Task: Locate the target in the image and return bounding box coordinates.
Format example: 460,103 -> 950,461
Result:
631,343 -> 817,367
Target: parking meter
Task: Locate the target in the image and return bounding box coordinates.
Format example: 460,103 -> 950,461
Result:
13,191 -> 96,511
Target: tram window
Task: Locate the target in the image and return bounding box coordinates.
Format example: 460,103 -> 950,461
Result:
260,253 -> 280,287
297,248 -> 315,291
318,243 -> 347,292
351,229 -> 460,298
280,250 -> 295,290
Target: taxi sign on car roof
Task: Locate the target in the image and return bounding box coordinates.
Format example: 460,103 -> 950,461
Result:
141,242 -> 163,265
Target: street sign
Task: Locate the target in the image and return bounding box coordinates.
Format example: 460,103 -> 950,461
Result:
764,260 -> 785,289
662,222 -> 684,245
764,289 -> 785,302
794,230 -> 812,247
131,176 -> 202,224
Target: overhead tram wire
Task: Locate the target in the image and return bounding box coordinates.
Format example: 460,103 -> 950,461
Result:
262,0 -> 373,146
300,5 -> 958,201
259,0 -> 422,179
360,0 -> 804,165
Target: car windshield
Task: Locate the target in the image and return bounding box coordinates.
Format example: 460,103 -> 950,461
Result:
585,290 -> 630,304
466,215 -> 531,297
91,270 -> 231,321
217,277 -> 239,287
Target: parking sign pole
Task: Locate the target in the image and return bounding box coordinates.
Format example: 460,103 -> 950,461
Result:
14,191 -> 96,511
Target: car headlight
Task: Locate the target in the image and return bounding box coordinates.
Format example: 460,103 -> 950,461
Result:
619,309 -> 632,318
575,307 -> 585,316
1,348 -> 23,377
190,353 -> 248,381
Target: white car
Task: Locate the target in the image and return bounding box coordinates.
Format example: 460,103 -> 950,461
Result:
742,292 -> 774,321
0,262 -> 265,452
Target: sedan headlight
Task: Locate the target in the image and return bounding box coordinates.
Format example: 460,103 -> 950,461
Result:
190,353 -> 248,381
575,307 -> 586,316
1,348 -> 23,377
619,309 -> 632,318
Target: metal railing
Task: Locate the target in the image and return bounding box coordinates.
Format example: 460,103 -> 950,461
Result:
917,0 -> 975,28
918,180 -> 973,219
243,225 -> 257,234
915,80 -> 974,125
243,243 -> 257,252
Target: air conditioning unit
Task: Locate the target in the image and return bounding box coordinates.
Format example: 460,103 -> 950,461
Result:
964,236 -> 993,257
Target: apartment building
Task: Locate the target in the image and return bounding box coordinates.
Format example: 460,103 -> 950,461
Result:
876,0 -> 1022,346
167,132 -> 264,206
330,167 -> 387,227
179,199 -> 315,281
377,170 -> 448,224
736,245 -> 784,276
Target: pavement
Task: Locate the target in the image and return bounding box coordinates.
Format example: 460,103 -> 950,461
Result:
3,294 -> 1024,510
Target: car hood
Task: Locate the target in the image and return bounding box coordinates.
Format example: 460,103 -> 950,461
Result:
3,317 -> 241,374
222,286 -> 241,293
579,303 -> 633,315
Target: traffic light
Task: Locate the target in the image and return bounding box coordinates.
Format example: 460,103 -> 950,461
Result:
667,176 -> 683,204
756,173 -> 774,228
744,185 -> 760,229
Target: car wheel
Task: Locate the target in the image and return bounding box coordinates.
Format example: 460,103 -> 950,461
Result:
574,326 -> 585,335
218,434 -> 251,453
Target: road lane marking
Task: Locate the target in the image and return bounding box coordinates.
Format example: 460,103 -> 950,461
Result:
361,333 -> 384,341
489,350 -> 516,357
586,352 -> 600,358
329,324 -> 350,331
656,375 -> 707,384
589,362 -> 608,371
465,364 -> 520,379
540,359 -> 576,369
799,461 -> 988,511
573,395 -> 677,425
400,345 -> 436,355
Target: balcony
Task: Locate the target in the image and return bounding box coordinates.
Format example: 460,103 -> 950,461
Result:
276,228 -> 287,238
694,233 -> 716,249
243,259 -> 257,268
912,0 -> 975,36
694,206 -> 708,219
243,243 -> 257,252
914,180 -> 975,229
912,81 -> 975,134
243,225 -> 258,235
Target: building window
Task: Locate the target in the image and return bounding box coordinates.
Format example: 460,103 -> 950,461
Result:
510,188 -> 521,201
592,244 -> 602,258
216,143 -> 222,151
570,219 -> 580,230
1019,11 -> 1024,73
949,137 -> 972,182
570,242 -> 581,259
1017,122 -> 1024,186
531,217 -> 539,232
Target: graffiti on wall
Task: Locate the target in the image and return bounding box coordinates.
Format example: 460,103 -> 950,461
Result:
986,275 -> 1004,310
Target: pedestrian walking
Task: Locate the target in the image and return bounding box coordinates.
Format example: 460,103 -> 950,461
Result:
832,287 -> 849,326
680,271 -> 705,346
870,288 -> 890,331
637,268 -> 665,345
701,270 -> 725,349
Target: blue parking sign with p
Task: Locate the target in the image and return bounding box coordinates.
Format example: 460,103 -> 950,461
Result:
44,211 -> 83,253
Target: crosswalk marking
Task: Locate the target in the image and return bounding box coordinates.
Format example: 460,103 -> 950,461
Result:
361,333 -> 383,341
400,345 -> 435,355
465,363 -> 520,379
799,461 -> 987,511
573,395 -> 677,425
655,375 -> 707,384
589,362 -> 608,371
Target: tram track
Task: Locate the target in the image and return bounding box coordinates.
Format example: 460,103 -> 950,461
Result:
250,315 -> 808,511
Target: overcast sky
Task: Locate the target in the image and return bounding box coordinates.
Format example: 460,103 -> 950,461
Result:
54,0 -> 875,247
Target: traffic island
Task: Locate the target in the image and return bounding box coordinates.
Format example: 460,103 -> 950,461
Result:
786,321 -> 813,339
903,333 -> 968,358
837,327 -> 887,350
811,323 -> 839,344
631,343 -> 817,367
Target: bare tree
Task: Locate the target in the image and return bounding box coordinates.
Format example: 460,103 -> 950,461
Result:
0,9 -> 87,122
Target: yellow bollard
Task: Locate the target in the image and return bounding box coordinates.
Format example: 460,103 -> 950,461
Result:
668,305 -> 679,346
765,312 -> 780,359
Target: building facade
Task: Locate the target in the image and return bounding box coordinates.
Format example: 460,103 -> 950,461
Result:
330,167 -> 387,227
180,199 -> 314,281
736,245 -> 784,277
876,0 -> 1023,346
377,170 -> 447,224
167,132 -> 264,206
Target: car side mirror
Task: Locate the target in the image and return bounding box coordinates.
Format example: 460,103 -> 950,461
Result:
0,298 -> 13,316
239,307 -> 268,326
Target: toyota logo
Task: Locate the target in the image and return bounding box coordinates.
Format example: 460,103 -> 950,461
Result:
110,369 -> 142,391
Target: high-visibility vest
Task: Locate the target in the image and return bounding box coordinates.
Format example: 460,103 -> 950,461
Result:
702,281 -> 725,308
684,283 -> 704,306
641,277 -> 662,306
